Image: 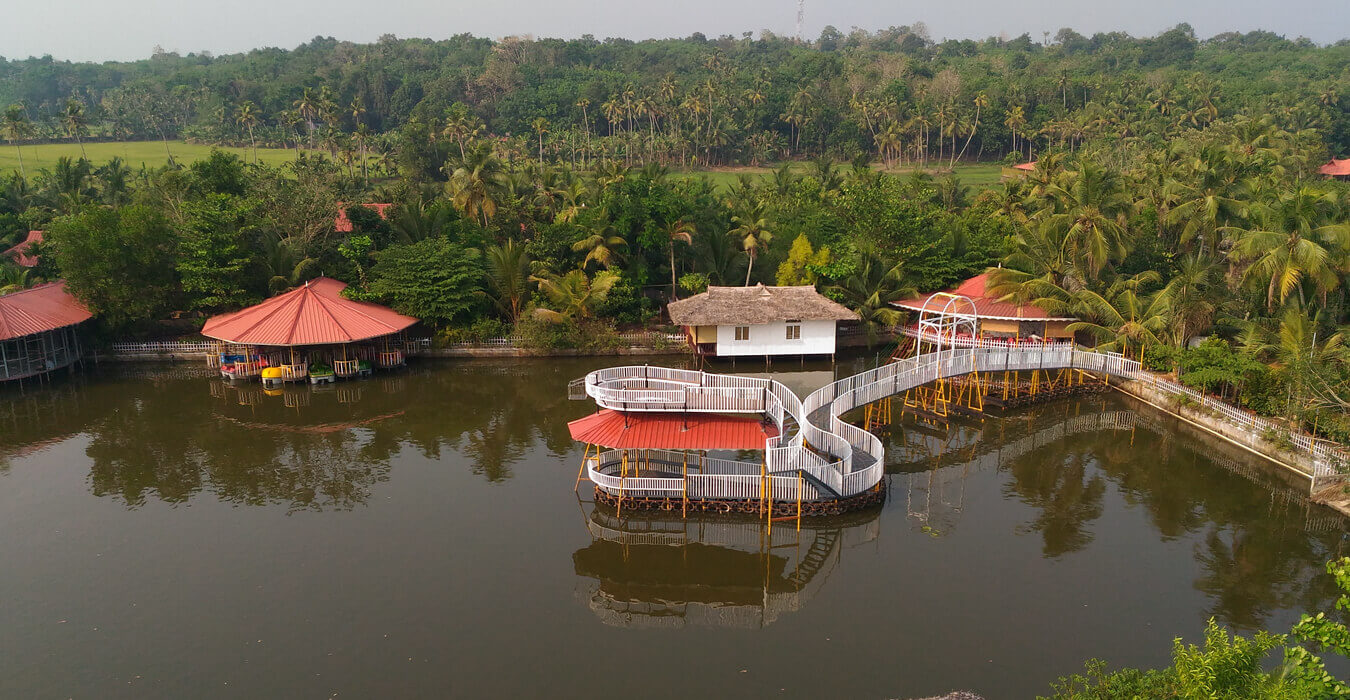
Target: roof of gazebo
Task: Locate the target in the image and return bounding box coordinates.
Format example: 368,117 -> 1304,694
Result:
1319,158 -> 1350,176
0,281 -> 92,342
201,277 -> 416,346
894,273 -> 1076,322
568,409 -> 778,450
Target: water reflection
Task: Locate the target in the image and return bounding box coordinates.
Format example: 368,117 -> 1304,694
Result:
887,401 -> 1349,630
573,503 -> 881,628
1,359 -> 627,509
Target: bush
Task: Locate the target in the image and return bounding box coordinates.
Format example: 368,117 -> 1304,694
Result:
435,318 -> 511,346
513,317 -> 620,351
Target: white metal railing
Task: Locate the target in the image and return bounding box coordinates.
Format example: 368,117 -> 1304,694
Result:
109,341 -> 218,354
579,346 -> 1350,502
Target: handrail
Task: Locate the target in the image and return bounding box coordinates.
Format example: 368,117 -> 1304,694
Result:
579,346 -> 1349,501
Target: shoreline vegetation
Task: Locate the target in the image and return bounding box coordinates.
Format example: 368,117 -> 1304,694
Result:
4,22 -> 1350,697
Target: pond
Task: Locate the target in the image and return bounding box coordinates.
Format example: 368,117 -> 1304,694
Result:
0,357 -> 1345,698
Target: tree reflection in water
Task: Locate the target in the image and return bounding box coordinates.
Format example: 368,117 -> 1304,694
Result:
0,359 -> 613,510
887,398 -> 1348,632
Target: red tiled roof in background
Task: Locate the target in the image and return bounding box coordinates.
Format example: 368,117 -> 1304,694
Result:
1012,161 -> 1037,171
568,409 -> 779,450
201,277 -> 417,346
894,272 -> 1076,321
3,231 -> 44,268
0,281 -> 93,341
334,203 -> 393,233
1319,159 -> 1350,176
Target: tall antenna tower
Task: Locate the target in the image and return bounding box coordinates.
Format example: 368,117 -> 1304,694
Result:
796,0 -> 805,41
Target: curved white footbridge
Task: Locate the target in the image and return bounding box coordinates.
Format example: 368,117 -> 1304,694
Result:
574,344 -> 1348,513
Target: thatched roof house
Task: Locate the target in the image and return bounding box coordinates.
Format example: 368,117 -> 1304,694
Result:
669,284 -> 856,358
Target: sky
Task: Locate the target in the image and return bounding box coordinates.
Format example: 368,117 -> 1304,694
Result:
3,0 -> 1349,63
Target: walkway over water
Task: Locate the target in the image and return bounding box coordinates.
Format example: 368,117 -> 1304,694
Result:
577,345 -> 1349,506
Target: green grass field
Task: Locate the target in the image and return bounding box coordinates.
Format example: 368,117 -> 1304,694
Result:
0,140 -> 308,174
0,140 -> 1009,192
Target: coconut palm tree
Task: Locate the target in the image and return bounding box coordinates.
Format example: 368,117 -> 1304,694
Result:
827,245 -> 916,347
1149,253 -> 1224,348
2,105 -> 33,178
530,268 -> 620,321
235,101 -> 260,162
729,201 -> 773,285
531,117 -> 549,165
1229,186 -> 1350,311
62,98 -> 89,160
662,219 -> 696,300
445,143 -> 508,227
572,220 -> 627,270
1039,160 -> 1131,279
484,240 -> 531,322
1058,271 -> 1166,360
0,262 -> 33,295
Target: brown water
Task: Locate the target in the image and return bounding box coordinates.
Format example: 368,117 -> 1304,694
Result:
0,357 -> 1346,699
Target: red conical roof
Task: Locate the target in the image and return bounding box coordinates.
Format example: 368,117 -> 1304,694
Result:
201,277 -> 416,346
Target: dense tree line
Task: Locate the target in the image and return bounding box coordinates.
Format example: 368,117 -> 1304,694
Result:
1,23 -> 1349,440
2,24 -> 1349,170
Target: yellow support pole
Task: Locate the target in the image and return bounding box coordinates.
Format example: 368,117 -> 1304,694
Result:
574,443 -> 592,491
796,470 -> 803,532
682,452 -> 688,518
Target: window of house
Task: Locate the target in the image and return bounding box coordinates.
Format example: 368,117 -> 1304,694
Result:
734,326 -> 750,341
785,324 -> 801,340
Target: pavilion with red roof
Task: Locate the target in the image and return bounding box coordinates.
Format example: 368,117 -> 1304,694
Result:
3,231 -> 44,268
202,277 -> 417,382
1319,158 -> 1350,180
893,272 -> 1076,343
0,281 -> 92,383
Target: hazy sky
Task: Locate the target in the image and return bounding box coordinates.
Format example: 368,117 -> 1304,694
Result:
4,0 -> 1348,63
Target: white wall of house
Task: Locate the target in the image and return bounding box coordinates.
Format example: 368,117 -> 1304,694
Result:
713,320 -> 837,357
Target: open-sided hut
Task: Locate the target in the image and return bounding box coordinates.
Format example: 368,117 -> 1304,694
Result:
668,284 -> 856,359
201,277 -> 417,383
0,281 -> 92,384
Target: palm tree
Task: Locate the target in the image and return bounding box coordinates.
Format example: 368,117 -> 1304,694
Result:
2,105 -> 33,178
1229,186 -> 1349,311
1058,272 -> 1166,360
390,200 -> 453,243
955,92 -> 987,164
445,143 -> 507,227
1040,161 -> 1131,279
662,219 -> 696,299
827,245 -> 916,347
1149,253 -> 1223,348
235,101 -> 260,162
530,268 -> 620,321
293,88 -> 318,148
484,240 -> 531,322
572,220 -> 627,270
531,117 -> 549,165
62,98 -> 89,160
729,201 -> 773,285
0,263 -> 32,295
